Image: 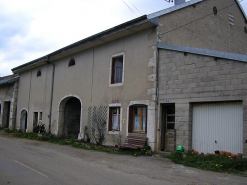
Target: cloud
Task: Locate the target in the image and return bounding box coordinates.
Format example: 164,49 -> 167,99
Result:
0,0 -> 246,77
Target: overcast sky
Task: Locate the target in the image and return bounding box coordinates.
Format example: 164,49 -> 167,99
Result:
0,0 -> 246,77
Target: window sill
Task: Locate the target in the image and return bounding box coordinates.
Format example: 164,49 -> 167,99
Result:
109,131 -> 120,135
109,83 -> 123,87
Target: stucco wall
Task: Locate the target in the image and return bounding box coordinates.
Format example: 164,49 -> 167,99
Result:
16,28 -> 158,149
158,49 -> 247,155
158,0 -> 247,54
16,65 -> 52,132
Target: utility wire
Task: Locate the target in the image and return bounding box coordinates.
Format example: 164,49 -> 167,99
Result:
127,0 -> 143,15
160,1 -> 245,36
121,0 -> 139,17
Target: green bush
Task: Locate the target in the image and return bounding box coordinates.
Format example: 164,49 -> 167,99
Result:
167,151 -> 183,163
167,151 -> 247,172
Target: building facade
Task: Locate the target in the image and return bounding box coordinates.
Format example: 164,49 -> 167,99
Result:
11,0 -> 247,155
0,75 -> 19,130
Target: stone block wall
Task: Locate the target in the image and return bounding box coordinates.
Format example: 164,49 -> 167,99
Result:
158,49 -> 247,155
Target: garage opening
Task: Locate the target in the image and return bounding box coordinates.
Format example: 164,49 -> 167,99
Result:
20,110 -> 27,132
192,101 -> 243,154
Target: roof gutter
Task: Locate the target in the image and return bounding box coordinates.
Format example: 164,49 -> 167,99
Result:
158,43 -> 247,62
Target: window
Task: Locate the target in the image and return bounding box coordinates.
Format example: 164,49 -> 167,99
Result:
37,70 -> 41,77
109,52 -> 125,87
128,105 -> 147,133
39,112 -> 43,120
166,106 -> 175,130
111,57 -> 123,84
68,58 -> 75,67
109,107 -> 120,131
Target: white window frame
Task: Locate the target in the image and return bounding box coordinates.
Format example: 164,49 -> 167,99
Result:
108,103 -> 122,134
109,52 -> 125,87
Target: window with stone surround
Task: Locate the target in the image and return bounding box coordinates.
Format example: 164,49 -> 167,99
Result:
108,107 -> 120,131
128,105 -> 147,133
109,52 -> 125,87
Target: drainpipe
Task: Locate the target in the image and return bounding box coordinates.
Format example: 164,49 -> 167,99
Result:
47,56 -> 55,134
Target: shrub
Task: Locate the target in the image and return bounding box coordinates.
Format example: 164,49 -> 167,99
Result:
167,151 -> 247,172
167,151 -> 183,164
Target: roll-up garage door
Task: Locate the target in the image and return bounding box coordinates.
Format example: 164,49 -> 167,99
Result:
192,102 -> 243,154
64,98 -> 81,138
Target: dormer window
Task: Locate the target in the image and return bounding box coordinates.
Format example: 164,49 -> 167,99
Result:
68,58 -> 75,67
37,70 -> 41,77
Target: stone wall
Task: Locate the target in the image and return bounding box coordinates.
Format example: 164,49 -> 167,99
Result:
158,49 -> 247,155
0,81 -> 18,129
157,0 -> 247,55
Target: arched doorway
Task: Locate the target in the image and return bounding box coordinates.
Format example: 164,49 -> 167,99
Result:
20,110 -> 27,132
58,96 -> 82,138
64,98 -> 81,138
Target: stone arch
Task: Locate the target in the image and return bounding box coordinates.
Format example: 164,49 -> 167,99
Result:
57,95 -> 82,138
20,108 -> 28,132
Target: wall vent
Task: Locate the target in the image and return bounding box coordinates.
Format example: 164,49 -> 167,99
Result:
229,13 -> 234,26
175,0 -> 186,6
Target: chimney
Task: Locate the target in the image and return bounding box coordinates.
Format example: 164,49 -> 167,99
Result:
175,0 -> 186,6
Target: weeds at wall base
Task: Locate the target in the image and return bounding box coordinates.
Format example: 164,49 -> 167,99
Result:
167,151 -> 247,173
3,131 -> 151,156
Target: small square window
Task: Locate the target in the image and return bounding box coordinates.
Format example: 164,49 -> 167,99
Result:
109,52 -> 125,87
109,107 -> 120,131
37,70 -> 41,77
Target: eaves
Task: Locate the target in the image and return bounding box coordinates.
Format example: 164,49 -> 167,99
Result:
12,15 -> 157,74
158,43 -> 247,62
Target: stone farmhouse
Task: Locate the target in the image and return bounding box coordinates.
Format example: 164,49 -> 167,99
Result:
0,75 -> 19,130
1,0 -> 247,155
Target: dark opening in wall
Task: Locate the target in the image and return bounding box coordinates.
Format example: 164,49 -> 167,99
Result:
68,58 -> 75,67
37,70 -> 41,77
244,26 -> 247,34
213,6 -> 217,15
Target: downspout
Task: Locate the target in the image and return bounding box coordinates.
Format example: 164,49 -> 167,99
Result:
47,56 -> 55,133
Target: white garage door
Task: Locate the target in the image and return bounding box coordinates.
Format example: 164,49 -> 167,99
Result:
192,102 -> 243,154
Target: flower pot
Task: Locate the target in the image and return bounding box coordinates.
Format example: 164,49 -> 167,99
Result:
237,153 -> 243,159
193,151 -> 198,155
199,152 -> 204,156
225,152 -> 231,157
220,151 -> 226,156
231,154 -> 236,159
207,153 -> 215,156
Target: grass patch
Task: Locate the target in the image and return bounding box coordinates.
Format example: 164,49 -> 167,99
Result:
7,132 -> 152,157
167,151 -> 247,173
